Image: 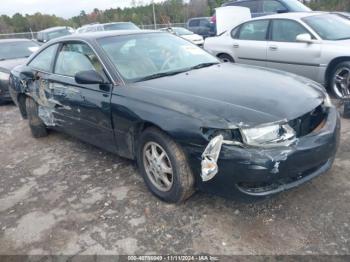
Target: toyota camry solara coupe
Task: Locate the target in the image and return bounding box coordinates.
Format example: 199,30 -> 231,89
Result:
9,31 -> 340,203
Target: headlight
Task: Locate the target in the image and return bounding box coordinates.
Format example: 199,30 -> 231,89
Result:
0,71 -> 10,81
240,123 -> 296,147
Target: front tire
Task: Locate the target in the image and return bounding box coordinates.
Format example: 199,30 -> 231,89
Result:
25,97 -> 48,138
136,127 -> 195,203
218,54 -> 234,63
330,61 -> 350,99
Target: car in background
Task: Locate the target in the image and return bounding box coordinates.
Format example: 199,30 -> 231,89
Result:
334,12 -> 350,20
37,26 -> 74,43
222,0 -> 311,17
0,39 -> 39,102
160,27 -> 204,46
76,22 -> 140,33
204,12 -> 350,98
9,30 -> 339,203
210,0 -> 311,35
186,17 -> 213,38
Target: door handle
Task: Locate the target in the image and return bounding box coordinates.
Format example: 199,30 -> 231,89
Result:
269,45 -> 278,51
233,43 -> 239,48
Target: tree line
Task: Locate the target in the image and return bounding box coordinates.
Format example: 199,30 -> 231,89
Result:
0,0 -> 349,34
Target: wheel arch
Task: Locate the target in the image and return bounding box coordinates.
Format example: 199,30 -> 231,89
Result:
132,121 -> 170,158
217,53 -> 235,62
325,56 -> 350,87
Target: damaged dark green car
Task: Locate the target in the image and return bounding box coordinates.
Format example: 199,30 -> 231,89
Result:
9,31 -> 340,203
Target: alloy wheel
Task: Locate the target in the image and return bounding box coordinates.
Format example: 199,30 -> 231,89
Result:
143,141 -> 174,192
333,67 -> 350,98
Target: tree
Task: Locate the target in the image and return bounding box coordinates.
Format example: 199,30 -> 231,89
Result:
11,13 -> 29,32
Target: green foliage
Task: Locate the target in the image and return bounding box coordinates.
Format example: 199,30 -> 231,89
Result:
307,0 -> 350,12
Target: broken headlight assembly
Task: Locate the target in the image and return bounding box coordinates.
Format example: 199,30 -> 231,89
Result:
201,129 -> 242,181
201,124 -> 297,181
240,123 -> 296,148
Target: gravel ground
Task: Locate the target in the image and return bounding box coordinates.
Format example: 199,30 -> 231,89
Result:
0,103 -> 349,256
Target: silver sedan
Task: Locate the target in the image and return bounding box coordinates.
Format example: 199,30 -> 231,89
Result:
204,12 -> 350,98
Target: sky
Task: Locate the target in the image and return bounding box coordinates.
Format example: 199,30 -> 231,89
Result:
1,0 -> 165,19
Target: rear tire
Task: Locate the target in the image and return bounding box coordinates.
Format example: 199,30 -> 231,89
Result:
218,54 -> 234,63
25,97 -> 48,138
136,127 -> 195,203
329,61 -> 350,99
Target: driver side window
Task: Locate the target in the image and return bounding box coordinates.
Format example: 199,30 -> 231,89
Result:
54,42 -> 106,79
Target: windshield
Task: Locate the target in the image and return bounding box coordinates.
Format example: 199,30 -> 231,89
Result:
98,33 -> 218,82
0,41 -> 38,60
303,14 -> 350,40
47,29 -> 71,41
173,27 -> 193,35
103,23 -> 140,31
283,0 -> 311,11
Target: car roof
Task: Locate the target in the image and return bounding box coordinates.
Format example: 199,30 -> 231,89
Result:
250,11 -> 326,21
51,30 -> 158,42
0,38 -> 34,43
167,27 -> 187,29
102,22 -> 134,25
39,26 -> 70,33
188,17 -> 210,20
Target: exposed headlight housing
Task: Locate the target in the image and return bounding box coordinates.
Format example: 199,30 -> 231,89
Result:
0,71 -> 10,81
201,135 -> 223,182
240,123 -> 296,148
200,123 -> 297,181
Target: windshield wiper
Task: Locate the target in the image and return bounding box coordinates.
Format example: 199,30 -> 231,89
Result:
189,62 -> 219,70
135,69 -> 188,82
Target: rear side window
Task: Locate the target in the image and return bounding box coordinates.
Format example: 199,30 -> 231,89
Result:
263,0 -> 287,13
231,27 -> 240,39
29,44 -> 58,72
238,20 -> 269,40
54,42 -> 105,78
199,19 -> 210,27
228,0 -> 260,13
271,19 -> 309,42
189,19 -> 200,27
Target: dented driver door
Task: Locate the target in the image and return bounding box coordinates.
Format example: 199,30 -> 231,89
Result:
43,41 -> 117,153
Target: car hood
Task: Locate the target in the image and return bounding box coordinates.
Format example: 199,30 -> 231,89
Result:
129,63 -> 325,128
0,58 -> 28,73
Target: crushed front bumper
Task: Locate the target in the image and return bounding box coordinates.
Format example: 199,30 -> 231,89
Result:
186,107 -> 340,199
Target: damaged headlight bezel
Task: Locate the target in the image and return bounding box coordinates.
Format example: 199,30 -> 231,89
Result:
239,122 -> 297,148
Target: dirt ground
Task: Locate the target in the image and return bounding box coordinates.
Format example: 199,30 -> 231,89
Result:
0,103 -> 349,256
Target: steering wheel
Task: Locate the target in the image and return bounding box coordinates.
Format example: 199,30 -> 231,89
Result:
161,56 -> 178,71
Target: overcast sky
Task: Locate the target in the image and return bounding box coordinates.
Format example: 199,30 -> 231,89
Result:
1,0 -> 165,18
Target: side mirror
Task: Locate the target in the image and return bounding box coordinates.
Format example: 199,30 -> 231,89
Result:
75,70 -> 105,85
277,9 -> 288,14
296,33 -> 313,43
20,69 -> 35,80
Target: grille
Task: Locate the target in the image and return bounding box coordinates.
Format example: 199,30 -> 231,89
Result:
288,104 -> 327,137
